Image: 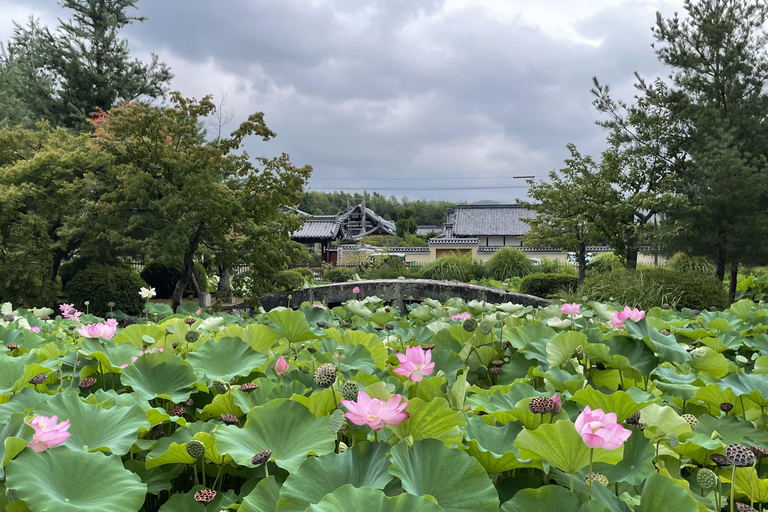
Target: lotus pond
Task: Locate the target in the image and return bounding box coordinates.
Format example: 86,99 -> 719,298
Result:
0,296 -> 768,512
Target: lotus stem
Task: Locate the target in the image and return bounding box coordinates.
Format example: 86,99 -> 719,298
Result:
331,384 -> 338,410
201,458 -> 205,488
730,464 -> 737,512
264,461 -> 269,478
415,381 -> 419,399
70,354 -> 79,389
193,464 -> 199,486
589,448 -> 594,499
212,464 -> 223,491
740,396 -> 747,421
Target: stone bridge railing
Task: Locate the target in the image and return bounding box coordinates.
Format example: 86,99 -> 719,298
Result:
259,279 -> 549,311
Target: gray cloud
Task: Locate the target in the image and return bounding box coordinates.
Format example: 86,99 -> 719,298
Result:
3,0 -> 684,202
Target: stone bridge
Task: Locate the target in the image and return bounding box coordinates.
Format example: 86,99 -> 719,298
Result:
259,279 -> 549,311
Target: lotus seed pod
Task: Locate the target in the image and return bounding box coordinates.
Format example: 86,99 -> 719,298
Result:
328,409 -> 346,432
501,340 -> 511,351
696,468 -> 718,491
681,413 -> 698,430
595,362 -> 606,370
710,453 -> 731,467
251,449 -> 272,465
384,323 -> 395,331
152,425 -> 165,439
220,413 -> 239,425
3,314 -> 14,322
171,405 -> 186,417
626,411 -> 641,425
421,344 -> 435,351
374,325 -> 383,331
478,319 -> 493,335
463,318 -> 478,332
314,363 -> 337,388
123,316 -> 134,326
584,472 -> 609,487
78,377 -> 97,388
5,343 -> 18,350
316,321 -> 327,328
491,360 -> 504,366
665,433 -> 679,449
726,444 -> 755,467
193,489 -> 216,504
184,317 -> 196,325
574,345 -> 584,359
736,503 -> 758,512
184,398 -> 194,407
239,382 -> 259,393
691,309 -> 701,316
476,365 -> 488,379
719,402 -> 734,413
338,442 -> 348,453
529,397 -> 554,414
185,330 -> 200,343
211,379 -> 229,394
186,440 -> 205,458
750,445 -> 768,459
28,373 -> 46,385
342,380 -> 359,401
489,366 -> 502,375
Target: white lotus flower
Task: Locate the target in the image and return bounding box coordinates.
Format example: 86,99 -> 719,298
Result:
139,286 -> 156,299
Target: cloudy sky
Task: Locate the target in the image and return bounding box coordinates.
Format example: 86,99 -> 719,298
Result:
2,0 -> 685,202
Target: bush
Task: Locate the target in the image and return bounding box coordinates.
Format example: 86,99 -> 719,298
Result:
471,259 -> 486,280
293,267 -> 315,281
65,264 -> 146,317
585,252 -> 625,277
665,253 -> 716,276
519,273 -> 579,298
578,267 -> 729,311
360,258 -> 422,280
421,254 -> 475,282
485,248 -> 535,280
323,267 -> 356,283
59,257 -> 98,289
140,261 -> 207,299
273,270 -> 306,291
533,257 -> 577,276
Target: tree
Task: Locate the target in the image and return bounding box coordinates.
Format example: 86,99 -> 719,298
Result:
93,93 -> 312,310
1,0 -> 171,131
395,207 -> 417,237
519,144 -> 608,285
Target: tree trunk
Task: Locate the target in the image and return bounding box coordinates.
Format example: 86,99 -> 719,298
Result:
190,273 -> 201,298
577,242 -> 586,287
728,261 -> 738,305
716,245 -> 726,282
171,227 -> 202,311
217,266 -> 232,300
625,249 -> 638,271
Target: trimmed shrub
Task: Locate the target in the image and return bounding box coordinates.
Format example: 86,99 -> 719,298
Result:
534,257 -> 577,276
293,267 -> 315,281
665,253 -> 716,276
360,258 -> 422,280
323,267 -> 356,283
140,261 -> 207,299
65,264 -> 146,317
273,270 -> 306,291
420,254 -> 475,282
59,257 -> 98,289
485,248 -> 535,280
585,252 -> 625,277
579,267 -> 728,311
519,273 -> 579,298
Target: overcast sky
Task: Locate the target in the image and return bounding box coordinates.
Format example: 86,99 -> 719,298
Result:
2,0 -> 685,202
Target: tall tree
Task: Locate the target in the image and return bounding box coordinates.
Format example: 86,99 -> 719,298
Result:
519,144 -> 607,285
1,0 -> 171,130
94,93 -> 312,310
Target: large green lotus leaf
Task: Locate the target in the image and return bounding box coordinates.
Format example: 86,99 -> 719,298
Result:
465,384 -> 544,423
674,433 -> 723,465
0,413 -> 33,478
652,365 -> 698,385
217,323 -> 279,353
324,328 -> 387,368
266,308 -> 318,343
688,347 -> 729,378
695,415 -> 757,445
334,343 -> 377,374
113,323 -> 166,348
232,378 -> 309,413
719,466 -> 768,503
571,386 -> 657,422
389,439 -> 498,512
123,460 -> 183,495
600,334 -> 659,375
290,387 -> 343,418
625,321 -> 691,364
464,415 -> 539,473
514,420 -> 624,474
145,421 -> 226,468
429,347 -> 465,387
33,392 -> 148,455
387,397 -> 466,446
547,331 -> 587,367
593,428 -> 655,485
726,299 -> 754,321
216,399 -> 336,473
276,442 -> 394,512
5,447 -> 147,512
756,355 -> 768,373
241,476 -> 281,512
637,404 -> 691,438
430,329 -> 464,353
77,338 -> 141,371
700,332 -> 743,353
500,485 -> 580,512
121,350 -> 200,403
187,336 -> 268,383
506,322 -> 555,366
509,397 -> 570,430
0,388 -> 52,423
0,353 -> 48,398
717,373 -> 768,407
155,318 -> 191,350
695,384 -> 744,417
157,486 -> 237,512
638,473 -> 698,512
307,485 -> 444,512
744,334 -> 768,356
409,304 -> 433,322
197,391 -> 243,420
0,326 -> 46,351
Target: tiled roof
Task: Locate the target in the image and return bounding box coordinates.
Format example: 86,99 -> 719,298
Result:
292,217 -> 340,239
428,237 -> 479,245
452,205 -> 536,236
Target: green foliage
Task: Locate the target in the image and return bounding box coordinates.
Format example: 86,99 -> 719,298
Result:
359,234 -> 428,247
533,257 -> 576,275
485,248 -> 535,280
586,252 -> 625,277
518,273 -> 578,299
273,270 -> 306,291
395,208 -> 418,238
59,256 -> 99,290
665,253 -> 715,276
64,264 -> 146,316
579,268 -> 729,310
360,258 -> 422,280
421,254 -> 475,282
323,267 -> 356,283
293,267 -> 315,281
140,262 -> 207,299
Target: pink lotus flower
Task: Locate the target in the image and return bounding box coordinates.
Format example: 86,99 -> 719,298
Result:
119,346 -> 164,368
610,306 -> 645,329
29,327 -> 40,333
275,356 -> 289,376
76,321 -> 117,340
28,415 -> 71,452
393,346 -> 435,382
353,286 -> 360,294
311,303 -> 326,309
552,393 -> 562,414
59,303 -> 81,321
574,405 -> 631,450
196,309 -> 201,315
451,312 -> 472,320
560,303 -> 581,317
341,391 -> 409,431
